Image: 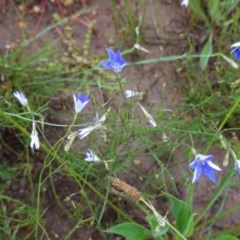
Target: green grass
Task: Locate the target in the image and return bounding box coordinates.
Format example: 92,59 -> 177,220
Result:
1,0 -> 240,239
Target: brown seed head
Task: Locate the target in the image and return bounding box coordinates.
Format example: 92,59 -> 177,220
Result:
109,177 -> 142,201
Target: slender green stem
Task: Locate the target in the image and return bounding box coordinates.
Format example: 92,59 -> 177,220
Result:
140,198 -> 187,240
194,96 -> 240,225
0,110 -> 134,232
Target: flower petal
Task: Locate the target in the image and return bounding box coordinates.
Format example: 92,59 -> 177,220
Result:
124,90 -> 138,98
189,160 -> 197,169
115,50 -> 127,65
181,0 -> 189,7
85,149 -> 100,162
192,167 -> 203,183
73,93 -> 89,113
196,154 -> 213,162
100,60 -> 112,69
78,93 -> 89,102
207,160 -> 222,171
106,48 -> 117,61
203,165 -> 217,183
231,42 -> 240,48
30,121 -> 40,150
13,91 -> 28,106
231,48 -> 240,61
234,160 -> 240,177
78,127 -> 94,139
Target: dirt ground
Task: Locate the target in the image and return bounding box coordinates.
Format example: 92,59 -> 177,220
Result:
1,0 -> 240,239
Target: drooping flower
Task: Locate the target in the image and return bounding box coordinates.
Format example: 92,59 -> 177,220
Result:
100,48 -> 128,73
189,154 -> 222,183
138,103 -> 157,127
67,112 -> 108,140
234,160 -> 240,177
73,92 -> 89,114
13,91 -> 28,106
30,120 -> 40,150
231,42 -> 240,61
181,0 -> 189,7
84,149 -> 100,163
134,44 -> 150,53
124,90 -> 143,99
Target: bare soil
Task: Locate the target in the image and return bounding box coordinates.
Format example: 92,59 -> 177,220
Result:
1,1 -> 240,239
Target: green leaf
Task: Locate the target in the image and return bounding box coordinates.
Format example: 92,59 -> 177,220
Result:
0,164 -> 12,181
164,193 -> 194,237
189,0 -> 209,23
200,35 -> 213,70
106,222 -> 152,240
146,214 -> 169,237
214,235 -> 239,240
207,0 -> 220,21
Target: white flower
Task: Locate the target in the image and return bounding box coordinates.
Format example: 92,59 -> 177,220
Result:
30,120 -> 40,150
138,103 -> 157,127
73,92 -> 90,114
78,113 -> 107,139
181,0 -> 189,7
77,126 -> 97,139
124,90 -> 143,99
84,149 -> 100,163
134,44 -> 150,53
67,112 -> 108,140
13,91 -> 28,106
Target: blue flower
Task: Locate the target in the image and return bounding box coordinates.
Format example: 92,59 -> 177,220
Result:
73,92 -> 89,114
189,154 -> 221,183
231,42 -> 240,61
100,48 -> 128,73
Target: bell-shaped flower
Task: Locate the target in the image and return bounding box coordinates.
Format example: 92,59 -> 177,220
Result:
231,42 -> 240,61
84,149 -> 100,163
13,91 -> 28,106
181,0 -> 189,7
100,48 -> 128,73
30,120 -> 40,150
124,90 -> 143,99
134,44 -> 150,53
67,112 -> 108,140
189,154 -> 222,183
73,92 -> 89,114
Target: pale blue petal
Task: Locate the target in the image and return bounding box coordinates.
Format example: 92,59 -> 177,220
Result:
231,48 -> 240,61
115,50 -> 127,65
189,160 -> 197,169
73,93 -> 89,113
207,160 -> 221,171
196,154 -> 213,163
106,48 -> 117,61
192,166 -> 203,183
203,165 -> 217,183
100,60 -> 112,69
